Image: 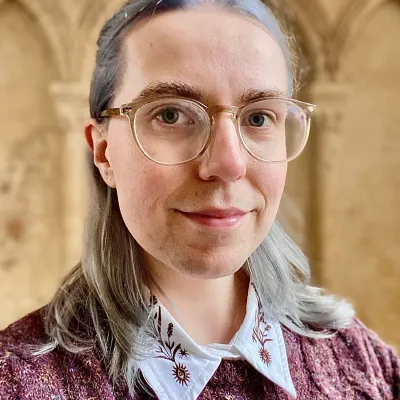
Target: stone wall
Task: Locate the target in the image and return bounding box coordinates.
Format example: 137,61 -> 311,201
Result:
0,0 -> 399,350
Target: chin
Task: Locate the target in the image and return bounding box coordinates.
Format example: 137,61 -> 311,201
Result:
177,253 -> 247,279
186,267 -> 241,280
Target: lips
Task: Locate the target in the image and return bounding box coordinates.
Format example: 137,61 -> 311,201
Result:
177,208 -> 248,229
183,208 -> 247,218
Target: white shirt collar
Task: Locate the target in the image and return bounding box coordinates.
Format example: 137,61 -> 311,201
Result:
139,282 -> 296,400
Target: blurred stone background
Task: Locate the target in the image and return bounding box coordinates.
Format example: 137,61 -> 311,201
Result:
0,0 -> 399,350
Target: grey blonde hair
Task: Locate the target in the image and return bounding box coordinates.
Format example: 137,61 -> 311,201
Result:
37,0 -> 354,395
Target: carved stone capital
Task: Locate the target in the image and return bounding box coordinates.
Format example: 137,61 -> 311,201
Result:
50,81 -> 89,134
309,82 -> 352,135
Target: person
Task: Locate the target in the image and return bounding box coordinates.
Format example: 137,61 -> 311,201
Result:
1,0 -> 399,398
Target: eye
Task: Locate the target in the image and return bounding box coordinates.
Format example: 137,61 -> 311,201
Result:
247,112 -> 274,127
157,108 -> 180,124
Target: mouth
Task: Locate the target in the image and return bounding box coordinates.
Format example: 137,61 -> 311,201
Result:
176,208 -> 249,229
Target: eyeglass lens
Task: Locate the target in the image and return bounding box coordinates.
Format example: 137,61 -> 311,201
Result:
132,98 -> 308,164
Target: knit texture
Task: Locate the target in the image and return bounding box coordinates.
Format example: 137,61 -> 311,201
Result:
0,309 -> 399,399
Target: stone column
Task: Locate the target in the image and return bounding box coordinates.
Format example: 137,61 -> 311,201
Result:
50,81 -> 89,272
308,82 -> 352,285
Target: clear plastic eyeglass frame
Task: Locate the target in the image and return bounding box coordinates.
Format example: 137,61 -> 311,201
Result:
101,96 -> 316,166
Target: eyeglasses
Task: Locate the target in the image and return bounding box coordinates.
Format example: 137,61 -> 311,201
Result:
101,96 -> 316,165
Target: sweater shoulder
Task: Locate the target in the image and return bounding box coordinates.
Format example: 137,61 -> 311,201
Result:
283,318 -> 400,398
335,318 -> 399,381
0,309 -> 52,398
0,310 -> 134,399
0,308 -> 47,354
333,318 -> 399,368
0,309 -> 71,395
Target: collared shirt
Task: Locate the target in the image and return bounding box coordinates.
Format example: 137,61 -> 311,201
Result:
139,282 -> 297,400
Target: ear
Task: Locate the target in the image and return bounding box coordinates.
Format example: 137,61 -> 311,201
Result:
84,119 -> 116,188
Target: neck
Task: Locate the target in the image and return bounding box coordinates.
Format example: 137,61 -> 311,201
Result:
145,257 -> 249,345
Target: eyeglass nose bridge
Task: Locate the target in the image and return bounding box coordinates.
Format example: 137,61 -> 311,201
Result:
203,104 -> 249,159
208,105 -> 240,122
207,105 -> 242,141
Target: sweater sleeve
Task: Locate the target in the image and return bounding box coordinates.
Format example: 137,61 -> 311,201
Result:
0,348 -> 20,399
358,319 -> 400,399
347,319 -> 400,399
0,339 -> 68,399
388,344 -> 400,398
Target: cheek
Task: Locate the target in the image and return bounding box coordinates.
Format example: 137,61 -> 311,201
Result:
255,165 -> 287,239
114,162 -> 165,221
107,133 -> 180,227
107,132 -> 149,222
271,166 -> 287,198
254,163 -> 287,206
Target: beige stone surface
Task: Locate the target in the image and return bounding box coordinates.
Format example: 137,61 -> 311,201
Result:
0,2 -> 62,325
317,1 -> 400,349
0,0 -> 399,351
319,0 -> 350,22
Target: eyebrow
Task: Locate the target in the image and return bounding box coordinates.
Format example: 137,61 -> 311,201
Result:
239,87 -> 288,104
130,81 -> 288,106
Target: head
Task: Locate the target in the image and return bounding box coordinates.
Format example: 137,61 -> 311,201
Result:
85,0 -> 299,281
42,1 -> 353,394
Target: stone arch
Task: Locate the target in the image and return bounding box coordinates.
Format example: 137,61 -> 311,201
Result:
319,0 -> 400,347
0,0 -> 64,326
278,0 -> 329,80
74,0 -> 125,85
327,0 -> 399,80
16,0 -> 67,79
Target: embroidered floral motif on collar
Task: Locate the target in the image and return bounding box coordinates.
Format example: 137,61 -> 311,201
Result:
151,296 -> 191,386
251,282 -> 273,366
139,283 -> 297,400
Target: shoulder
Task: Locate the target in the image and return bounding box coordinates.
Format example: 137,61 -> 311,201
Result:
283,318 -> 400,398
283,317 -> 399,366
334,318 -> 399,365
0,308 -> 47,353
329,318 -> 399,381
329,319 -> 399,397
0,309 -> 132,399
0,309 -> 99,399
0,309 -> 65,398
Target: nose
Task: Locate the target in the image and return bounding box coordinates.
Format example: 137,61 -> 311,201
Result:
198,112 -> 247,182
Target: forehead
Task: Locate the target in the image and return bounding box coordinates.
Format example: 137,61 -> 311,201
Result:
119,6 -> 289,104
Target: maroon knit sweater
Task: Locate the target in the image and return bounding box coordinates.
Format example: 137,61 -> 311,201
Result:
0,309 -> 399,399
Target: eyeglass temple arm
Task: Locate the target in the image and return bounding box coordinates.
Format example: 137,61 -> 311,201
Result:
101,108 -> 124,117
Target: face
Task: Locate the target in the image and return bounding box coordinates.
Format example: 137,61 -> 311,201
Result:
89,7 -> 288,279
